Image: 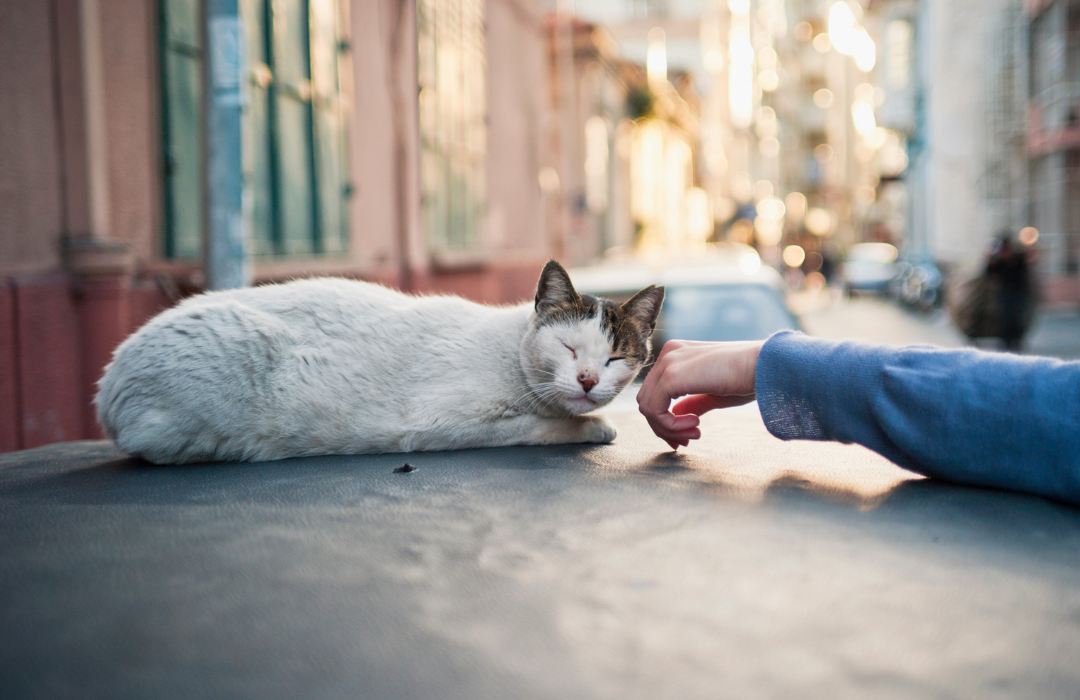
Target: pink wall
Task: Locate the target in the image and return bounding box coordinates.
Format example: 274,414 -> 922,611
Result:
0,1 -> 64,275
11,275 -> 83,449
0,282 -> 19,452
0,272 -> 174,452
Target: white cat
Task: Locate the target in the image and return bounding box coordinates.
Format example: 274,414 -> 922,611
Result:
95,261 -> 664,464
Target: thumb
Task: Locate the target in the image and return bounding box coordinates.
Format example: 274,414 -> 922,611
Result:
672,394 -> 755,416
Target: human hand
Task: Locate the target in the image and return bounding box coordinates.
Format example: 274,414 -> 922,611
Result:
636,339 -> 764,450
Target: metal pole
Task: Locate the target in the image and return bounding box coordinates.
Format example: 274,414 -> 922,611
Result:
205,0 -> 250,290
556,0 -> 576,263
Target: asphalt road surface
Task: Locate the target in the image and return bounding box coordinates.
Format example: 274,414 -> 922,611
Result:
3,410 -> 1079,700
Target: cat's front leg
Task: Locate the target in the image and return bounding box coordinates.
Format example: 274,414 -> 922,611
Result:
527,414 -> 617,446
396,413 -> 616,451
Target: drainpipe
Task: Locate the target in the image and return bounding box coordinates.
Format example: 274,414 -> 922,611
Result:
205,0 -> 250,290
388,0 -> 413,292
555,1 -> 576,263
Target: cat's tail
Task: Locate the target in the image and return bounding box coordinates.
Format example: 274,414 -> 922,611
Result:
105,408 -> 193,464
96,363 -> 203,464
95,299 -> 294,464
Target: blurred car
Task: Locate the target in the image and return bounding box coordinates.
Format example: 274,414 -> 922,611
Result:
842,242 -> 899,295
569,244 -> 801,353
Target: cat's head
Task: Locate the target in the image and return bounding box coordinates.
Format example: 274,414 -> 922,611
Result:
520,260 -> 665,414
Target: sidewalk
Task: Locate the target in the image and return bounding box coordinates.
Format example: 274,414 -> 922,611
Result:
794,291 -> 1080,361
1025,309 -> 1080,360
794,292 -> 966,348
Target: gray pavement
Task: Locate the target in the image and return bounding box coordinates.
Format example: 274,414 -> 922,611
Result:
2,411 -> 1080,699
796,292 -> 1080,360
798,294 -> 966,348
1026,308 -> 1080,360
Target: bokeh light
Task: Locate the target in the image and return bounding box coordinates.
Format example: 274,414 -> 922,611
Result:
785,192 -> 808,223
783,245 -> 807,268
813,88 -> 834,109
805,208 -> 834,236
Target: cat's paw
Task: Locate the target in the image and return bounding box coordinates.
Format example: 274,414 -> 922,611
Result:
579,416 -> 617,444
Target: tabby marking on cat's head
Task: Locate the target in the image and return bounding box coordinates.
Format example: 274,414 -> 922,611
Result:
521,260 -> 664,415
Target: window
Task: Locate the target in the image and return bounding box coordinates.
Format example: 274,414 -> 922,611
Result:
885,20 -> 911,91
160,0 -> 205,260
159,0 -> 350,260
418,0 -> 487,253
243,0 -> 350,256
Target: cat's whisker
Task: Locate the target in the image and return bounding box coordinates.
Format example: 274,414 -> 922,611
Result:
521,384 -> 560,408
509,383 -> 549,408
518,383 -> 565,413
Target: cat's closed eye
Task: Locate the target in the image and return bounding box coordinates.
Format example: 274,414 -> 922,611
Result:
606,357 -> 625,366
562,343 -> 577,360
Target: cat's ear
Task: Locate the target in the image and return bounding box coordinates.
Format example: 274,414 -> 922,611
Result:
535,260 -> 580,314
621,285 -> 665,332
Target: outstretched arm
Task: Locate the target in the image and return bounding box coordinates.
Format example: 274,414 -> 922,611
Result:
638,331 -> 1080,505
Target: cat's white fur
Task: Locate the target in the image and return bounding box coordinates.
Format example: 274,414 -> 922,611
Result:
96,276 -> 652,464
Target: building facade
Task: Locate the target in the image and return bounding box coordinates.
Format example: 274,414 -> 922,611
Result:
0,0 -> 551,452
1027,0 -> 1080,304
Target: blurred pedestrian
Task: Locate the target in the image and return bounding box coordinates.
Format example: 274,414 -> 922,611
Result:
818,242 -> 840,285
985,234 -> 1032,351
637,333 -> 1080,506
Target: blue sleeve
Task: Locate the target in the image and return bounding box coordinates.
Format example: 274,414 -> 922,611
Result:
754,330 -> 1080,505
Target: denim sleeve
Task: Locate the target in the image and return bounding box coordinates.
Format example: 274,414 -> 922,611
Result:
754,330 -> 1080,505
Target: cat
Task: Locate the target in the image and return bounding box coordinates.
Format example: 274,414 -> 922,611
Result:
95,261 -> 664,464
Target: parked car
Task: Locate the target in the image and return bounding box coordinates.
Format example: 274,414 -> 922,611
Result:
570,244 -> 800,353
842,242 -> 899,295
5,405 -> 1076,699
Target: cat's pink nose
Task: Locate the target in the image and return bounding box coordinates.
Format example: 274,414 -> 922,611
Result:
578,374 -> 597,393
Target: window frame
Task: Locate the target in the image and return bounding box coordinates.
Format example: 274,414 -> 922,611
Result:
417,0 -> 488,254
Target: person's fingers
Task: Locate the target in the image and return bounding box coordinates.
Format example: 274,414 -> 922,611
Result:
671,393 -> 755,416
671,394 -> 727,416
638,339 -> 766,450
653,339 -> 683,364
647,410 -> 701,447
644,412 -> 696,443
672,414 -> 699,427
638,346 -> 675,404
666,438 -> 690,451
646,415 -> 686,442
637,362 -> 682,430
639,358 -> 713,443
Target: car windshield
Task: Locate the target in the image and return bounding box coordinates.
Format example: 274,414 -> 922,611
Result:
659,284 -> 798,342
